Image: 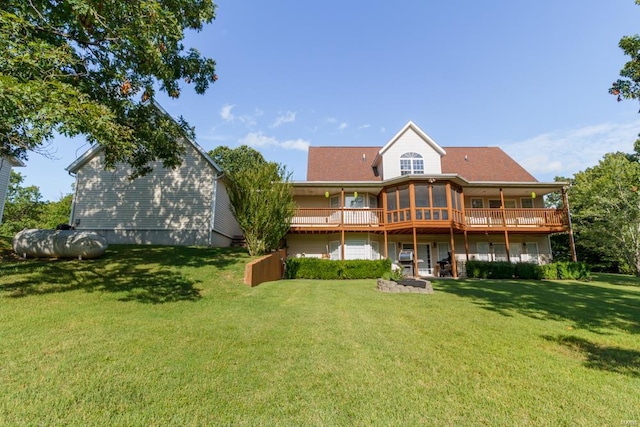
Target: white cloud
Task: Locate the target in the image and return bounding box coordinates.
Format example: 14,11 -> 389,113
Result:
239,132 -> 310,152
358,124 -> 371,129
271,111 -> 296,128
220,104 -> 235,122
338,122 -> 347,131
504,120 -> 640,181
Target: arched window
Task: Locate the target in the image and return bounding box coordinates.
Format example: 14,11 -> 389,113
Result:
400,152 -> 424,175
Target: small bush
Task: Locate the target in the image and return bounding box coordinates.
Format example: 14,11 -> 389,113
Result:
465,260 -> 514,279
284,258 -> 391,280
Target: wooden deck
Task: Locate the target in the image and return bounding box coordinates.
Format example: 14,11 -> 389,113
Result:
289,207 -> 568,233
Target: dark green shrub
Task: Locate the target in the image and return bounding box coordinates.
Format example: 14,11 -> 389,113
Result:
514,262 -> 543,280
465,260 -> 490,278
490,262 -> 514,279
284,257 -> 391,280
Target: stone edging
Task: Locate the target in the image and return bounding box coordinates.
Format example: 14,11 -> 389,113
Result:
377,278 -> 434,294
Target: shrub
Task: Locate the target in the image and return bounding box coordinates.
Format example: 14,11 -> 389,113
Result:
490,262 -> 514,279
284,258 -> 391,280
540,261 -> 590,280
514,262 -> 543,280
465,260 -> 490,279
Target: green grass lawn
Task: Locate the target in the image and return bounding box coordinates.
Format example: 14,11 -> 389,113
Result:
1,239 -> 639,425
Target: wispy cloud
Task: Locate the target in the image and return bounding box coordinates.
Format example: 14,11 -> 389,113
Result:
271,111 -> 296,128
219,104 -> 258,126
239,132 -> 310,151
504,120 -> 640,181
220,104 -> 235,122
338,122 -> 347,131
358,124 -> 371,129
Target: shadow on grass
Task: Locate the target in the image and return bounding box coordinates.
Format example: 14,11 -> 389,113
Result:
435,276 -> 640,334
543,334 -> 640,378
0,245 -> 250,304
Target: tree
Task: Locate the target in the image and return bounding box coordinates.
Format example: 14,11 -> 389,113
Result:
1,1 -> 217,177
211,146 -> 295,256
0,171 -> 73,235
569,153 -> 640,275
0,171 -> 45,234
209,145 -> 267,175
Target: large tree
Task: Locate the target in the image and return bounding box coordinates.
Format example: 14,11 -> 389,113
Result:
569,153 -> 640,275
210,146 -> 295,256
0,171 -> 73,235
1,1 -> 217,177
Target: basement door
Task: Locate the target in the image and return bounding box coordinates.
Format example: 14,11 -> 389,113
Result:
417,244 -> 432,276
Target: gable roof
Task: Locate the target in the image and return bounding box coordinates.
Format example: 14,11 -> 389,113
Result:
306,145 -> 538,183
307,146 -> 381,181
377,121 -> 446,158
66,101 -> 221,174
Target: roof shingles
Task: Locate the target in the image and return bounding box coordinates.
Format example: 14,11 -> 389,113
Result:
306,146 -> 537,182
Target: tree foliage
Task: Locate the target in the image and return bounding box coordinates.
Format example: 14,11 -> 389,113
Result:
569,153 -> 640,275
1,1 -> 217,177
214,146 -> 295,256
209,145 -> 267,175
0,171 -> 73,236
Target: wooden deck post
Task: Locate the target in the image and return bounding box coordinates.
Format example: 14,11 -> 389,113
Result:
499,188 -> 511,261
562,187 -> 578,262
341,188 -> 345,260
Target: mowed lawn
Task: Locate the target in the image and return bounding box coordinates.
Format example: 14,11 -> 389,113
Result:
1,239 -> 639,425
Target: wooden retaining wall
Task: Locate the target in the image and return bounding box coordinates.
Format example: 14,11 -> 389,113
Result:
243,249 -> 286,287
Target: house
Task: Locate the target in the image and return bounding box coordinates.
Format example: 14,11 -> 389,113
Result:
65,106 -> 241,246
286,121 -> 573,278
0,156 -> 25,224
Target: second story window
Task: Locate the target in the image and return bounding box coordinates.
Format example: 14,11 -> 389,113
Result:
400,152 -> 424,175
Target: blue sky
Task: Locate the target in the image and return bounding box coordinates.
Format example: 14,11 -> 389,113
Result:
19,0 -> 640,201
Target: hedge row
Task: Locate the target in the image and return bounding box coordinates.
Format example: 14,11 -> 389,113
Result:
465,260 -> 590,280
284,257 -> 391,280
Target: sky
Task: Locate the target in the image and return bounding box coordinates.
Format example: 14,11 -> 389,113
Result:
18,0 -> 640,201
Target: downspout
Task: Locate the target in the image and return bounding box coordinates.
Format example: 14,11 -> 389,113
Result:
68,171 -> 78,227
209,171 -> 224,247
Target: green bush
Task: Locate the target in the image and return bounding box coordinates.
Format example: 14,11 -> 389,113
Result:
465,260 -> 490,279
284,258 -> 391,280
465,260 -> 514,279
514,262 -> 543,280
490,262 -> 514,279
540,262 -> 590,280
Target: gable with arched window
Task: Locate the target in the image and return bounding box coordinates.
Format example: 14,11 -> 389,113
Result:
400,152 -> 424,175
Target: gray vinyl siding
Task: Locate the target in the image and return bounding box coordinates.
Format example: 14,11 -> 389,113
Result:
213,180 -> 242,239
71,142 -> 220,246
0,157 -> 12,223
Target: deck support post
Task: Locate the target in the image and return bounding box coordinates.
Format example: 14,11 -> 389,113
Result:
341,188 -> 345,260
562,187 -> 578,262
412,227 -> 418,277
500,188 -> 511,261
449,226 -> 457,278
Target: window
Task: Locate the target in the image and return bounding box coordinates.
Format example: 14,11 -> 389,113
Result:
489,199 -> 515,208
330,195 -> 340,208
432,185 -> 447,207
415,184 -> 430,207
471,198 -> 484,208
521,198 -> 534,208
345,193 -> 364,208
400,152 -> 424,175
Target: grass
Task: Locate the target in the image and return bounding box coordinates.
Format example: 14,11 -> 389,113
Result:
1,238 -> 639,425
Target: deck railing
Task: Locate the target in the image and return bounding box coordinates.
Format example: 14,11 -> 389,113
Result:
291,208 -> 383,227
290,207 -> 568,229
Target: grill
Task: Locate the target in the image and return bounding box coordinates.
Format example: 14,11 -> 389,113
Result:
398,249 -> 415,277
